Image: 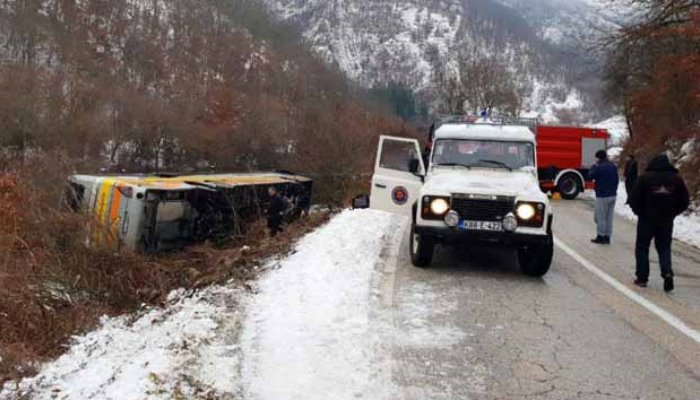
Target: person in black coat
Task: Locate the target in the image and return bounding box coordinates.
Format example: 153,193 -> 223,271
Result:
623,154 -> 638,202
267,186 -> 287,237
628,154 -> 690,292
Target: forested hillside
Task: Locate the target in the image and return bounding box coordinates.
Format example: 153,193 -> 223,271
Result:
0,0 -> 418,381
604,0 -> 700,201
0,0 -> 412,182
261,0 -> 628,122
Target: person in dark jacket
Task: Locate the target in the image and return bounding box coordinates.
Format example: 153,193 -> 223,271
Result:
623,154 -> 639,202
588,150 -> 619,244
296,187 -> 311,218
628,154 -> 690,292
267,186 -> 287,237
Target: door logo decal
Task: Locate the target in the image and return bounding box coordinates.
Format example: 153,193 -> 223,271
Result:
392,186 -> 409,205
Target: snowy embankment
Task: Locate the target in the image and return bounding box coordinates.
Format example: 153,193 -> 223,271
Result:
2,209 -> 401,400
1,287 -> 246,400
241,209 -> 403,400
586,186 -> 700,249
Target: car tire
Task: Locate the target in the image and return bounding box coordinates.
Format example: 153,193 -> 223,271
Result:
518,233 -> 553,277
410,224 -> 435,268
557,173 -> 582,200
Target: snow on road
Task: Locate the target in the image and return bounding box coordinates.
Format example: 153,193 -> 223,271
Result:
240,209 -> 402,400
3,209 -> 403,400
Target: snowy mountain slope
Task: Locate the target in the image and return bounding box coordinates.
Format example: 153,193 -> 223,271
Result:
261,0 -> 626,120
266,0 -> 465,88
492,0 -> 623,47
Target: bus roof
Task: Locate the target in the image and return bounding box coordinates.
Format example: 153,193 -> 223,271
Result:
70,172 -> 311,190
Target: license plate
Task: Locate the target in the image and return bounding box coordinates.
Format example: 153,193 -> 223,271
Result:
460,220 -> 503,231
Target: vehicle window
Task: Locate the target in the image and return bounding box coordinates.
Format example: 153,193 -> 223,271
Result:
379,139 -> 419,172
433,139 -> 535,169
65,183 -> 85,212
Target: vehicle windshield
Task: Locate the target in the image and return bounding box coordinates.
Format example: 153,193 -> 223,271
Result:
432,139 -> 535,170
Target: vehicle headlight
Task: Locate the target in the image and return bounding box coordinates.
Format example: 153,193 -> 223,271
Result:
430,198 -> 450,215
444,210 -> 460,227
503,213 -> 518,232
516,203 -> 536,221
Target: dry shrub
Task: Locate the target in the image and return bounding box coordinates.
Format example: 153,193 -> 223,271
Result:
0,156 -> 331,383
182,213 -> 332,289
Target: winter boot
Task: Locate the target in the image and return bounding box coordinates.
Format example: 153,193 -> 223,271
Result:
591,236 -> 607,244
664,276 -> 674,293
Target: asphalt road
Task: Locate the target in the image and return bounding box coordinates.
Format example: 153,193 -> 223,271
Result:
378,197 -> 700,400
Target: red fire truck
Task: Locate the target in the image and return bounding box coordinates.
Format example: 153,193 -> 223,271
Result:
427,116 -> 610,200
536,125 -> 609,199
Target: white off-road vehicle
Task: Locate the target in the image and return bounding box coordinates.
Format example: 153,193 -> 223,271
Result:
370,121 -> 554,276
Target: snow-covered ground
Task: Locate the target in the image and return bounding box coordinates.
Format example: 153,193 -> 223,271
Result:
241,209 -> 403,400
1,287 -> 246,400
590,115 -> 629,145
2,209 -> 402,400
586,186 -> 700,249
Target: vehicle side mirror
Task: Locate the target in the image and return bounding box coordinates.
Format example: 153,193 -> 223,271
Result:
408,158 -> 421,175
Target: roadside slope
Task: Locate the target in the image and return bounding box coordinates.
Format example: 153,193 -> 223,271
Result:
2,209 -> 402,400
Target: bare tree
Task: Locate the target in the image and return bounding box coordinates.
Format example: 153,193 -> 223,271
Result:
459,57 -> 522,116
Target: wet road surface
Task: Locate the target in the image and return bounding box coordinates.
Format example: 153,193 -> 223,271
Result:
379,198 -> 700,400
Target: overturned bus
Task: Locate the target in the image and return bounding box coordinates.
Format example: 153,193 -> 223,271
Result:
67,172 -> 312,253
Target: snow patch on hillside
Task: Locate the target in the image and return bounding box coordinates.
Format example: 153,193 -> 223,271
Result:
262,0 -> 604,117
591,115 -> 629,145
522,80 -> 584,123
267,0 -> 463,88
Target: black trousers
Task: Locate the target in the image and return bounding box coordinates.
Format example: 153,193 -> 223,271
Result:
625,181 -> 635,203
635,218 -> 674,281
268,216 -> 283,237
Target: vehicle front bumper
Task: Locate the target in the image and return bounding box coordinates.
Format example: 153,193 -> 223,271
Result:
414,226 -> 551,246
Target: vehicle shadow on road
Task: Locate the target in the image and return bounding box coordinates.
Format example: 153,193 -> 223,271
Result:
426,244 -> 547,284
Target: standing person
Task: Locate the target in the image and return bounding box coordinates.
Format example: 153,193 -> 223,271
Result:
266,186 -> 286,237
623,154 -> 639,203
588,150 -> 619,244
296,187 -> 311,218
628,154 -> 690,292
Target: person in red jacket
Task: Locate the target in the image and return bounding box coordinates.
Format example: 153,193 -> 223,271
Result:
628,154 -> 690,292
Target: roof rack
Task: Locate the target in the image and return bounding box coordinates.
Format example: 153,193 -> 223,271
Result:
436,114 -> 540,127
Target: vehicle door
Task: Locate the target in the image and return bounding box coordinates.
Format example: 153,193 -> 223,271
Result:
370,135 -> 425,216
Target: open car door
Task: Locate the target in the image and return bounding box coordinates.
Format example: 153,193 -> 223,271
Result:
370,135 -> 425,217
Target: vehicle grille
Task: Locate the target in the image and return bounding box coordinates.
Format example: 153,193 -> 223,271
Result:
451,195 -> 515,221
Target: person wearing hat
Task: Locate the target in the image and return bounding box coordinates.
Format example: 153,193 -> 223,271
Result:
588,149 -> 620,244
628,154 -> 690,292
